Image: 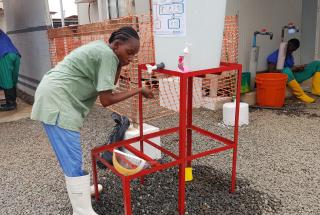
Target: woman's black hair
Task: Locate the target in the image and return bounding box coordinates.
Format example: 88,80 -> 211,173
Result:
109,26 -> 140,43
288,38 -> 300,49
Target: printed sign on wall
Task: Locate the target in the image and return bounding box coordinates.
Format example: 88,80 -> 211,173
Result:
153,0 -> 186,37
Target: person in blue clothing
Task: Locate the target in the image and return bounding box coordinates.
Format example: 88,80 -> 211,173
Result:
267,38 -> 320,103
0,29 -> 21,111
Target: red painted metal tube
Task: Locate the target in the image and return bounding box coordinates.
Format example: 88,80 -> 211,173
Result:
127,160 -> 181,180
142,127 -> 179,140
186,77 -> 193,167
220,62 -> 241,68
91,152 -> 100,201
95,151 -> 181,180
144,139 -> 179,159
122,178 -> 132,215
190,125 -> 234,145
138,63 -> 242,78
158,68 -> 183,77
178,76 -> 187,215
92,137 -> 141,154
95,154 -> 125,178
125,144 -> 161,167
183,65 -> 241,77
91,127 -> 178,155
186,145 -> 233,161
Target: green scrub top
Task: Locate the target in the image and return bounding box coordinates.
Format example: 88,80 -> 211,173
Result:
31,40 -> 119,132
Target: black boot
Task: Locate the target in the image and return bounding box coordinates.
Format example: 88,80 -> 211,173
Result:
0,88 -> 17,111
1,88 -> 16,107
13,86 -> 17,99
0,91 -> 5,104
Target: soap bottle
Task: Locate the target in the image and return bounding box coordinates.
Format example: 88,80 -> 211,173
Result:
178,43 -> 191,72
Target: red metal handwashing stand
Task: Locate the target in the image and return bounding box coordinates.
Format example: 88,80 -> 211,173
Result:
91,62 -> 242,215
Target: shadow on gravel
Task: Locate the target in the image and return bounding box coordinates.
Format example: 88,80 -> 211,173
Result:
93,165 -> 282,215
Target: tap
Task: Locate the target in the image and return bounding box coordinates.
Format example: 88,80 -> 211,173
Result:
146,62 -> 165,75
281,23 -> 299,41
254,29 -> 273,40
252,29 -> 273,47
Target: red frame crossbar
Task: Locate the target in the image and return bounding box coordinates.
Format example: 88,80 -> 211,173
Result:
91,62 -> 242,214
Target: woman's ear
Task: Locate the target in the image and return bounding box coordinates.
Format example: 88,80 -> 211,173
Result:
113,40 -> 124,51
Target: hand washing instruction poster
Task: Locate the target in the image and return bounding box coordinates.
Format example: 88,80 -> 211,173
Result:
152,0 -> 186,37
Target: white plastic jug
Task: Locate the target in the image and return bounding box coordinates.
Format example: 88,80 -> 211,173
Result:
223,101 -> 249,126
123,124 -> 162,159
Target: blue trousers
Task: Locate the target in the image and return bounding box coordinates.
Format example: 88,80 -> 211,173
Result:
43,123 -> 84,177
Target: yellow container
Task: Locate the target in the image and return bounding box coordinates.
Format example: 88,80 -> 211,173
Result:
185,167 -> 193,182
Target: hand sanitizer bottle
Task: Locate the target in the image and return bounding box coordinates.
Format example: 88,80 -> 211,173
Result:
178,43 -> 191,72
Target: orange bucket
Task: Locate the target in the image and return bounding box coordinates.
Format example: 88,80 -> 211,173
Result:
255,73 -> 288,107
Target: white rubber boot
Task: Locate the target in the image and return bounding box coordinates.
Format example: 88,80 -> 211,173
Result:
65,173 -> 98,215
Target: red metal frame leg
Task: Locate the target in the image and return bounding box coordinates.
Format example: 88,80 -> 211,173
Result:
91,152 -> 100,201
178,76 -> 187,214
187,77 -> 193,167
123,179 -> 132,215
231,146 -> 238,193
231,68 -> 242,193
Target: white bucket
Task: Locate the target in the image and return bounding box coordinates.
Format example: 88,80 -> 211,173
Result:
223,102 -> 249,126
153,0 -> 227,71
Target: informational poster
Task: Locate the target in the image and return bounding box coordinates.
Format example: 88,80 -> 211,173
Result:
152,0 -> 186,37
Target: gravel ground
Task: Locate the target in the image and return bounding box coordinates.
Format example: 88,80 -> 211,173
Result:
1,98 -> 320,215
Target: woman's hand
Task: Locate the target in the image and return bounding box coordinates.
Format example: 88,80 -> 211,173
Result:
141,87 -> 154,99
99,87 -> 154,107
292,64 -> 306,72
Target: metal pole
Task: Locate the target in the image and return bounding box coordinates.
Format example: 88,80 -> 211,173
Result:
178,76 -> 187,215
97,0 -> 104,22
116,0 -> 120,17
231,65 -> 242,193
107,0 -> 111,19
59,0 -> 65,27
122,179 -> 132,215
187,77 -> 193,167
91,152 -> 100,201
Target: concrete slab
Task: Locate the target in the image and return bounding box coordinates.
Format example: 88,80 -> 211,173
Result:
241,91 -> 256,106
